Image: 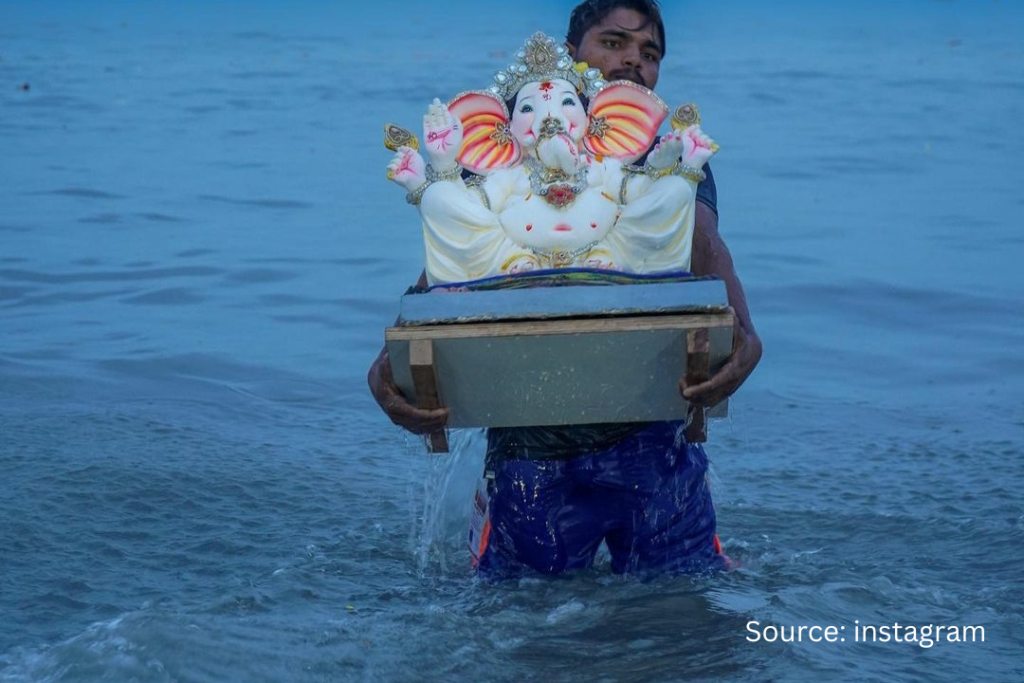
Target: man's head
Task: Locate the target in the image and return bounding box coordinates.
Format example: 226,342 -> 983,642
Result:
565,0 -> 665,90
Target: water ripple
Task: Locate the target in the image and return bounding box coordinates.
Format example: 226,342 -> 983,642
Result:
120,288 -> 206,305
0,266 -> 224,284
35,187 -> 124,200
198,194 -> 312,210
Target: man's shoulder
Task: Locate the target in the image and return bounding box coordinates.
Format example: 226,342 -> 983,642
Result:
697,161 -> 718,216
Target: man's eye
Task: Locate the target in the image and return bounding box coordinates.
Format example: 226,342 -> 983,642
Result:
562,97 -> 576,106
643,52 -> 661,62
520,104 -> 533,113
601,39 -> 620,48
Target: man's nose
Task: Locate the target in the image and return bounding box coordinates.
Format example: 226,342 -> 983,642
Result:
621,45 -> 642,68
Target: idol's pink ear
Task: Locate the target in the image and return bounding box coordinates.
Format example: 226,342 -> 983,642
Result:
583,82 -> 669,164
448,91 -> 521,174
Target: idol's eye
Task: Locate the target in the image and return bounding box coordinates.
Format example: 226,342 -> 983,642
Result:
519,104 -> 533,113
562,97 -> 576,107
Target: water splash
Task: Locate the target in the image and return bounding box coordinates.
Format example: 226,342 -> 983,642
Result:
406,430 -> 487,576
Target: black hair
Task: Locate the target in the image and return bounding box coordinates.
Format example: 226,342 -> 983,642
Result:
566,0 -> 666,56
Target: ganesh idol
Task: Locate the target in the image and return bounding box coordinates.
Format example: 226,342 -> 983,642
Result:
386,32 -> 717,286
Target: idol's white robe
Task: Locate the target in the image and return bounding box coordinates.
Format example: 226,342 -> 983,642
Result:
418,156 -> 697,286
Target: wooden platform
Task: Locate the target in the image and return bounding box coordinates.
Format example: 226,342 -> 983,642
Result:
384,277 -> 735,451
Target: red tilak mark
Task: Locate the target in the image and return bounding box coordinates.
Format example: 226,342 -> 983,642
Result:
539,82 -> 554,91
525,224 -> 533,231
590,222 -> 597,229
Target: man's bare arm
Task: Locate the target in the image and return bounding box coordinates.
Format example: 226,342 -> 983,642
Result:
681,201 -> 762,407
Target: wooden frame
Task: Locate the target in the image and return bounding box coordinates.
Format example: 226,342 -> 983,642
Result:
386,310 -> 734,452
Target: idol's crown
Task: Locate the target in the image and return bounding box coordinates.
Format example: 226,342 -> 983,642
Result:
488,32 -> 606,100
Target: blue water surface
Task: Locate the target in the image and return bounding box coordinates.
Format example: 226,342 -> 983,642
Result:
1,1 -> 1022,681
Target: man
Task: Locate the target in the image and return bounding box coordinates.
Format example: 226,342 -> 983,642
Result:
368,0 -> 761,576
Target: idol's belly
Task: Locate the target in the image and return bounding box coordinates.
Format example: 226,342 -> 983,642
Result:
499,189 -> 621,252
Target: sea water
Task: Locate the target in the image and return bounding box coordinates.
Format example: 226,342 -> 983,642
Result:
1,1 -> 1022,681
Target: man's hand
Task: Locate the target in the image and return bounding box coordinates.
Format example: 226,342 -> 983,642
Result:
368,348 -> 449,435
682,200 -> 762,409
679,322 -> 762,409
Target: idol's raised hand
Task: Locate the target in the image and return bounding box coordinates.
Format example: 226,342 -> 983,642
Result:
423,98 -> 463,172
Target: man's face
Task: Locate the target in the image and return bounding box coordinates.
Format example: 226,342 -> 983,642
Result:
567,7 -> 663,90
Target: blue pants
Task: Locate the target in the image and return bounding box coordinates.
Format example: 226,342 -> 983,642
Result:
476,421 -> 724,577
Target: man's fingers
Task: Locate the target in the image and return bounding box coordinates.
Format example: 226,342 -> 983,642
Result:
680,379 -> 730,411
388,399 -> 445,421
411,409 -> 450,435
681,376 -> 724,402
680,360 -> 740,406
374,355 -> 450,435
392,411 -> 449,435
386,398 -> 449,434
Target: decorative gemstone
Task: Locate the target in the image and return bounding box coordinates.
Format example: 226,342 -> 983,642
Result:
552,251 -> 573,267
587,115 -> 610,138
585,68 -> 600,79
538,116 -> 566,139
490,122 -> 513,146
544,184 -> 577,208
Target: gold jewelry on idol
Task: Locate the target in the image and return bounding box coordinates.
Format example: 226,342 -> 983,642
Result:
670,104 -> 720,154
670,103 -> 701,130
489,32 -> 606,100
384,123 -> 419,152
405,164 -> 464,205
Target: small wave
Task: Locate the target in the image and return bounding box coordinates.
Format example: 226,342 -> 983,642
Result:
198,194 -> 312,210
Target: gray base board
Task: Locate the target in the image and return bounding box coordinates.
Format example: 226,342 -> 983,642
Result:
386,313 -> 734,429
400,279 -> 730,325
